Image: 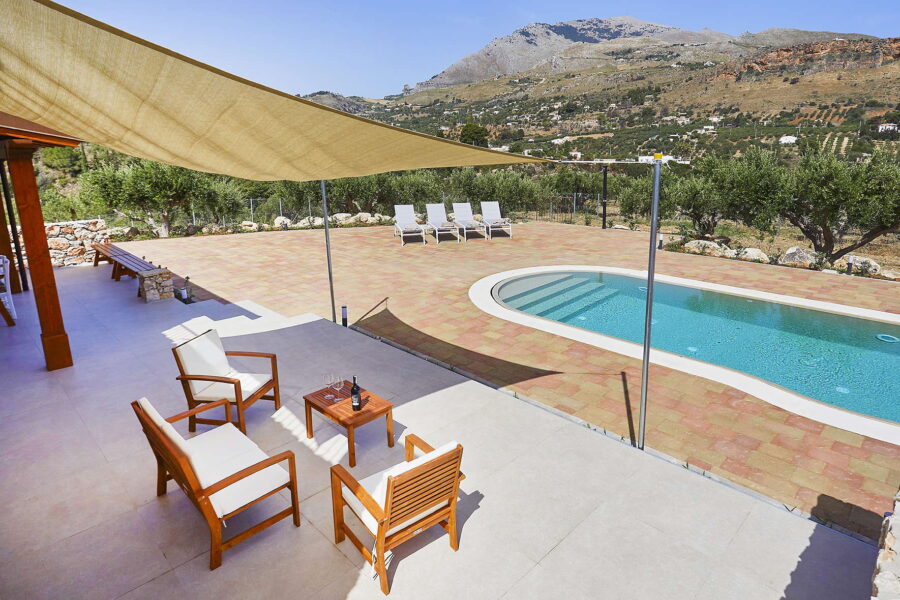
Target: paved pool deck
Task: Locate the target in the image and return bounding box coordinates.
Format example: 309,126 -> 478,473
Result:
121,222 -> 900,540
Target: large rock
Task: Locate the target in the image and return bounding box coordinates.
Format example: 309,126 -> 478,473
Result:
684,240 -> 726,257
836,255 -> 882,275
240,221 -> 259,232
881,269 -> 900,281
273,216 -> 292,229
611,224 -> 631,230
201,224 -> 223,234
296,216 -> 324,228
779,246 -> 816,268
735,247 -> 770,263
331,213 -> 352,224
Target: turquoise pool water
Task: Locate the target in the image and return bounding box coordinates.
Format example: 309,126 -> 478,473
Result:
494,271 -> 900,423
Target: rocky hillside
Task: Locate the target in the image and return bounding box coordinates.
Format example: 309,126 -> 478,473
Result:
409,16 -> 875,93
300,91 -> 375,114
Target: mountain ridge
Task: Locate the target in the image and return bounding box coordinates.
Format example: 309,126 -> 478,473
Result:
409,16 -> 877,94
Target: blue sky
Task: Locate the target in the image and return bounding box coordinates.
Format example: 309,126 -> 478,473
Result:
64,0 -> 898,98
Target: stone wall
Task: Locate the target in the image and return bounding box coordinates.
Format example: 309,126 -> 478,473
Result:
10,219 -> 109,267
873,492 -> 900,599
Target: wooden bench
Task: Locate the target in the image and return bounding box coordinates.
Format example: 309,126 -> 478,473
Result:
92,243 -> 157,281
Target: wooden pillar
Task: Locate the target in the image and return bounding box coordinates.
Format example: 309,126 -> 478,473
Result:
5,141 -> 72,370
0,170 -> 23,293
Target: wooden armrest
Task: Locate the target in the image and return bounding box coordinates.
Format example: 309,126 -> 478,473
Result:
176,374 -> 240,385
166,398 -> 232,423
204,450 -> 295,495
225,351 -> 276,359
404,435 -> 466,481
404,434 -> 435,461
331,465 -> 385,521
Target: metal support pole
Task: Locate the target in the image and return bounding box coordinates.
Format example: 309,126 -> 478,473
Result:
250,198 -> 254,223
0,161 -> 28,291
321,180 -> 337,323
341,305 -> 348,327
637,157 -> 662,450
601,166 -> 608,229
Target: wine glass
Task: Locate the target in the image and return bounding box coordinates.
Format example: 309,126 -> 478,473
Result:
324,373 -> 335,400
331,375 -> 344,395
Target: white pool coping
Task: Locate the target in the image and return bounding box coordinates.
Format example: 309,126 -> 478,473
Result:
469,265 -> 900,445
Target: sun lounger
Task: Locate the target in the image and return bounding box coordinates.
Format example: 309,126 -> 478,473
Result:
451,202 -> 488,242
480,201 -> 512,239
393,205 -> 427,245
425,203 -> 459,244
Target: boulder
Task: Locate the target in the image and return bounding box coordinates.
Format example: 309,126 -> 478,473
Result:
611,224 -> 631,230
67,246 -> 85,256
373,213 -> 392,224
259,223 -> 271,231
201,224 -> 223,234
240,221 -> 259,232
735,248 -> 769,263
881,269 -> 900,281
273,216 -> 292,229
779,246 -> 816,268
296,216 -> 324,228
835,255 -> 881,275
684,240 -> 726,257
331,213 -> 352,224
356,212 -> 373,224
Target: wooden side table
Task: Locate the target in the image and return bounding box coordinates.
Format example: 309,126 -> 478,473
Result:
303,381 -> 394,467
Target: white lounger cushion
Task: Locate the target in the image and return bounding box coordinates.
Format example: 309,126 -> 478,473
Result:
192,371 -> 271,402
186,423 -> 289,518
480,201 -> 504,222
426,204 -> 454,228
394,205 -> 421,228
342,440 -> 459,535
451,203 -> 479,226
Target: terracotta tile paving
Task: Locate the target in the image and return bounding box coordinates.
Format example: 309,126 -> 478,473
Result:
121,222 -> 900,539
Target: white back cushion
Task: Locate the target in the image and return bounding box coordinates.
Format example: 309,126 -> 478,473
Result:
174,329 -> 231,395
452,203 -> 474,222
394,205 -> 417,226
376,440 -> 460,505
481,201 -> 501,220
426,204 -> 449,225
137,397 -> 191,456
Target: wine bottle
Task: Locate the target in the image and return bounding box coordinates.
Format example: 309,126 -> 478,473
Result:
350,376 -> 361,411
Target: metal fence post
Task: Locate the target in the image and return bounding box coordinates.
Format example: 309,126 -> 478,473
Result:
637,156 -> 663,450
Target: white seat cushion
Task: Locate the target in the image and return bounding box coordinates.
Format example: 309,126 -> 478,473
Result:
137,397 -> 191,456
186,423 -> 289,518
342,441 -> 459,536
192,370 -> 271,402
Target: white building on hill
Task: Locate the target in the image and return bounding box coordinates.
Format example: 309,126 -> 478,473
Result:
779,135 -> 798,145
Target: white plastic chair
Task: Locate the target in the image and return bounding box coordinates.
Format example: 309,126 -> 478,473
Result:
480,202 -> 512,239
0,255 -> 16,319
425,204 -> 459,244
393,205 -> 427,245
451,202 -> 488,242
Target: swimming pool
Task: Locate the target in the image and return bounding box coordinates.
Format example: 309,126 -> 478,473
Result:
470,266 -> 900,442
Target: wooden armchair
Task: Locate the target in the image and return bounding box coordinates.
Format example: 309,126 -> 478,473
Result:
330,435 -> 464,595
172,328 -> 280,434
132,397 -> 301,569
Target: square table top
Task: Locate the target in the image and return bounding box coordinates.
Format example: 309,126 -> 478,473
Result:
303,381 -> 392,427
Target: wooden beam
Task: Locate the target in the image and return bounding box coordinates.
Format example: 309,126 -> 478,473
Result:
0,167 -> 23,293
5,142 -> 72,370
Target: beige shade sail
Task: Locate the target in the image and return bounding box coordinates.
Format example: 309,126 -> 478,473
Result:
0,0 -> 544,181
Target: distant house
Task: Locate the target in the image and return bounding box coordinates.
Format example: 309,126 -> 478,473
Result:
709,116 -> 722,123
551,136 -> 573,145
676,116 -> 691,126
779,135 -> 798,144
877,123 -> 898,133
569,151 -> 583,161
